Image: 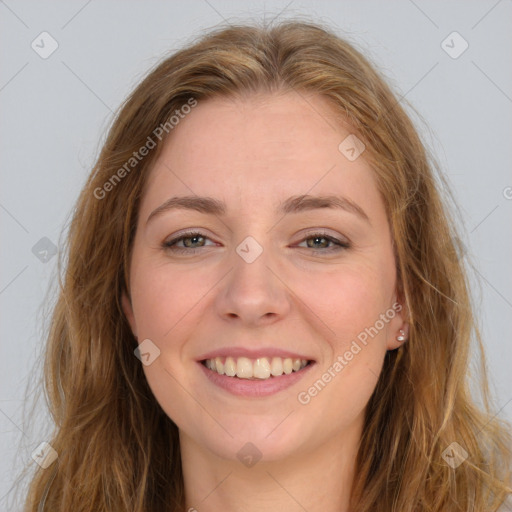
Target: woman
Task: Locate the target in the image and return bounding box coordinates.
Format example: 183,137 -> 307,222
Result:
20,19 -> 511,511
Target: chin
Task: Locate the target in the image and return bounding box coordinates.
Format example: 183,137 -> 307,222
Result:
193,416 -> 314,464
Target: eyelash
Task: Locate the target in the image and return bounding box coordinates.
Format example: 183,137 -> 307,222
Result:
162,230 -> 350,255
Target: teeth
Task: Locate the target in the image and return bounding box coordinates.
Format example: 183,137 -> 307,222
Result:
203,356 -> 310,379
237,357 -> 253,378
253,358 -> 271,379
224,356 -> 236,377
270,357 -> 283,376
215,357 -> 224,375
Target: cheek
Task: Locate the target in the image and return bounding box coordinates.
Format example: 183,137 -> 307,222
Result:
292,261 -> 392,403
129,261 -> 205,428
291,261 -> 394,340
130,257 -> 207,340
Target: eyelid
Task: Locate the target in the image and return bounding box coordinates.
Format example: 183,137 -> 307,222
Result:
163,230 -> 217,248
164,227 -> 349,242
296,228 -> 350,243
163,228 -> 351,254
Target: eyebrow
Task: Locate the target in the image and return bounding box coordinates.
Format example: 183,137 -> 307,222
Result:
146,194 -> 370,225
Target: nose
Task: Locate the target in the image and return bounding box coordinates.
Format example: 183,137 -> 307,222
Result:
214,240 -> 291,326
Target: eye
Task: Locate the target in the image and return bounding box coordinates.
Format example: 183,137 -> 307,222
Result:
162,231 -> 215,254
162,230 -> 350,255
296,232 -> 350,253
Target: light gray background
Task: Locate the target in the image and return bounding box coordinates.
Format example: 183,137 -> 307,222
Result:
1,1 -> 511,509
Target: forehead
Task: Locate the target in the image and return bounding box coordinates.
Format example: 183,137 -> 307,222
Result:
140,92 -> 383,219
159,92 -> 348,170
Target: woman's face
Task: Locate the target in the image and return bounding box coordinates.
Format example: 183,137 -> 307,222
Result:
122,92 -> 406,462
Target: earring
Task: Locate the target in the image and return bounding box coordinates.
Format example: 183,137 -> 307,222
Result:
397,329 -> 407,342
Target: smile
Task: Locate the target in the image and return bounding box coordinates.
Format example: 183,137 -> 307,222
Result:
198,356 -> 316,398
202,356 -> 312,380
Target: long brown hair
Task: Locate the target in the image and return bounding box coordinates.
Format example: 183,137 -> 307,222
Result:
15,19 -> 512,511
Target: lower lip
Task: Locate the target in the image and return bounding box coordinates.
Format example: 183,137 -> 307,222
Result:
198,361 -> 316,397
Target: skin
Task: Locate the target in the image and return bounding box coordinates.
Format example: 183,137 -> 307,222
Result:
122,91 -> 409,512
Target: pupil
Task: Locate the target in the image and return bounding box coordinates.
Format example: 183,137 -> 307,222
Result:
310,236 -> 326,248
186,236 -> 202,247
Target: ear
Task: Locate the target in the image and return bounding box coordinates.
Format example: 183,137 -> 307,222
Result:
386,293 -> 410,351
121,289 -> 138,340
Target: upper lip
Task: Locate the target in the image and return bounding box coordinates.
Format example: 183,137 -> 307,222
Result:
197,347 -> 315,361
